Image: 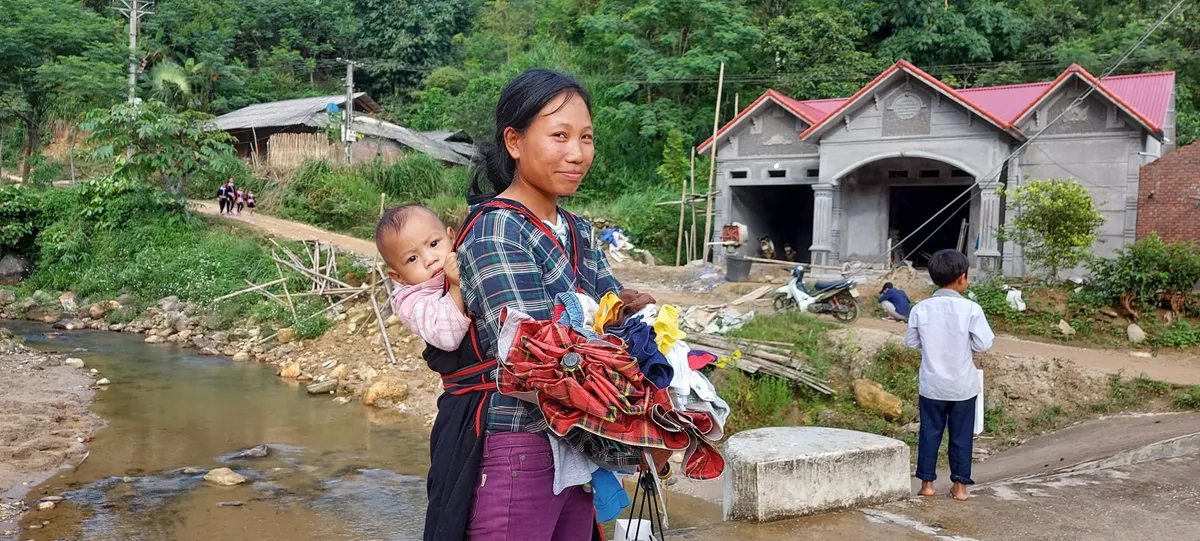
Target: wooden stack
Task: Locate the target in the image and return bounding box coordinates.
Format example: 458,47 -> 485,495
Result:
690,334 -> 835,395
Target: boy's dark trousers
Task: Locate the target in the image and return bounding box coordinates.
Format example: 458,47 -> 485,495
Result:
915,395 -> 977,484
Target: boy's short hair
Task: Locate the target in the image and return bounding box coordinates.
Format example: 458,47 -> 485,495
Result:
374,204 -> 442,256
881,281 -> 894,293
928,249 -> 969,287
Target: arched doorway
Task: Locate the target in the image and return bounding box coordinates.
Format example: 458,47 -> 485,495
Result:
837,156 -> 979,268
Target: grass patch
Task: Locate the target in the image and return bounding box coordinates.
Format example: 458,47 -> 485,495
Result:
1171,386 -> 1200,410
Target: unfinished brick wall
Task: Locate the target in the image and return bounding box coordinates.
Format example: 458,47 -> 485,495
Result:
1137,142 -> 1200,242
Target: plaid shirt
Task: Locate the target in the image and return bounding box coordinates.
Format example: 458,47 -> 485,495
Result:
457,203 -> 621,434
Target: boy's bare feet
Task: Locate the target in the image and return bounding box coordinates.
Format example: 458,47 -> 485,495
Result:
951,482 -> 969,501
919,481 -> 936,496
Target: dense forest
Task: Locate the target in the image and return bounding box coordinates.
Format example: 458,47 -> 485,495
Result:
2,0 -> 1198,194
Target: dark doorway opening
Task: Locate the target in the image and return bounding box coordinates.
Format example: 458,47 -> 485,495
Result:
731,185 -> 814,262
889,185 -> 972,267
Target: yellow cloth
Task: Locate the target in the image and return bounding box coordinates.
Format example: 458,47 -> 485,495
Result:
592,291 -> 624,334
653,304 -> 686,354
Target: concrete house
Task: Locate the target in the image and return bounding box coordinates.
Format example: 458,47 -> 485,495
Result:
698,60 -> 1176,276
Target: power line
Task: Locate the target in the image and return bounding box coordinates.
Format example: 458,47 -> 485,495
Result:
844,0 -> 1187,279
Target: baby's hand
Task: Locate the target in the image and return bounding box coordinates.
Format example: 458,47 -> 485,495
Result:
444,253 -> 461,286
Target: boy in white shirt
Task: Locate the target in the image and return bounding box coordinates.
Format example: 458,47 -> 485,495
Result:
904,249 -> 995,501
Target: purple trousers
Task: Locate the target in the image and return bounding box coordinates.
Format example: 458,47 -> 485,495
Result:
467,432 -> 594,541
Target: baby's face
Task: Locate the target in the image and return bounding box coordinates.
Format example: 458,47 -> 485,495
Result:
383,211 -> 454,285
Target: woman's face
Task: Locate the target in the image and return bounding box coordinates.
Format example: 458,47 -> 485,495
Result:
504,92 -> 594,197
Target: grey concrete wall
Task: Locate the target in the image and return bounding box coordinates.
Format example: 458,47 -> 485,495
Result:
1015,133 -> 1143,271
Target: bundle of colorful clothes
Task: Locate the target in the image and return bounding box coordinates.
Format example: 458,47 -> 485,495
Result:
495,289 -> 729,484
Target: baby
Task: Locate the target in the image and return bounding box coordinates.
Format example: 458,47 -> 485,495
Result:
375,205 -> 469,351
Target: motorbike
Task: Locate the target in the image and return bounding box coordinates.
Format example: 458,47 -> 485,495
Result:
772,265 -> 862,323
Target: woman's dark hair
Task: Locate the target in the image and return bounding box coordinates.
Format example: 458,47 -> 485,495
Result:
468,69 -> 591,204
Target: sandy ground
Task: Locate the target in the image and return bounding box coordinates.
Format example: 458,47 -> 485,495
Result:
0,330 -> 103,531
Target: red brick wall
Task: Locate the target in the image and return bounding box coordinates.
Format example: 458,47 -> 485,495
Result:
1138,142 -> 1200,242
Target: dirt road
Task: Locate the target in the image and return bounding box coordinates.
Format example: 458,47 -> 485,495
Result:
190,200 -> 378,257
851,317 -> 1200,386
191,203 -> 1200,386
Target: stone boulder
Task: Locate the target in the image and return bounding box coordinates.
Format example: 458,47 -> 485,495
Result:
363,377 -> 409,406
1127,323 -> 1147,345
852,379 -> 903,421
26,307 -> 63,324
0,289 -> 16,305
276,328 -> 297,344
279,363 -> 302,378
723,427 -> 910,522
64,358 -> 86,369
89,303 -> 109,320
0,253 -> 32,284
159,296 -> 181,313
232,351 -> 251,362
203,468 -> 247,486
59,292 -> 78,313
145,335 -> 166,344
307,380 -> 338,394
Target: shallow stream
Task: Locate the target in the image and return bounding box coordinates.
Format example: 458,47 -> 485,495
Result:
2,321 -> 718,540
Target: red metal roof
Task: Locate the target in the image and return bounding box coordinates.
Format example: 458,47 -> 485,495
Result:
697,64 -> 1174,153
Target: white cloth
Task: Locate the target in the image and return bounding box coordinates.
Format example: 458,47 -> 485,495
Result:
548,434 -> 598,495
904,289 -> 995,401
495,308 -> 534,364
572,293 -> 600,330
688,371 -> 719,402
543,214 -> 570,249
663,341 -> 695,395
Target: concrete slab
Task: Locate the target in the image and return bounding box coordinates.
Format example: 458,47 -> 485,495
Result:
723,427 -> 910,522
918,412 -> 1200,493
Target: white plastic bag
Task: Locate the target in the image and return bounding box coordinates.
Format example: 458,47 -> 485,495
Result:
974,369 -> 985,436
1005,289 -> 1027,312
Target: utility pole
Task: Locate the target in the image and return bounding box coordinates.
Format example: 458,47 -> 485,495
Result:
336,58 -> 362,164
114,0 -> 154,105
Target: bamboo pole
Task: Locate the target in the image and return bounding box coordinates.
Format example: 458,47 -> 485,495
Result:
257,288 -> 369,344
689,147 -> 697,263
675,155 -> 688,266
273,257 -> 298,323
211,278 -> 288,303
243,279 -> 287,306
734,93 -> 739,117
701,63 -> 725,264
273,256 -> 355,289
369,287 -> 399,365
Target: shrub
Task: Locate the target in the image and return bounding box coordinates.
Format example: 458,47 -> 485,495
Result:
999,179 -> 1104,280
0,185 -> 44,258
1174,387 -> 1200,410
1087,234 -> 1200,315
279,160 -> 377,231
365,153 -> 454,201
568,186 -> 679,264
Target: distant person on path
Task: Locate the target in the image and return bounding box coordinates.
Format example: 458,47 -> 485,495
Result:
216,180 -> 231,215
905,249 -> 994,501
878,282 -> 911,322
246,191 -> 256,215
235,189 -> 246,214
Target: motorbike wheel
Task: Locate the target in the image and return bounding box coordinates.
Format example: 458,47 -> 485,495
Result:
773,294 -> 796,312
832,295 -> 860,324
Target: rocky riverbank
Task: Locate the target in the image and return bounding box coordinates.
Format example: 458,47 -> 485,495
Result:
0,328 -> 104,533
0,289 -> 441,425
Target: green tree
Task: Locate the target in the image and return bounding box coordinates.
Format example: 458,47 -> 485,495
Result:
0,0 -> 120,182
765,6 -> 887,99
81,101 -> 239,196
37,51 -> 126,182
655,128 -> 689,187
351,0 -> 473,97
1000,178 -> 1105,280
